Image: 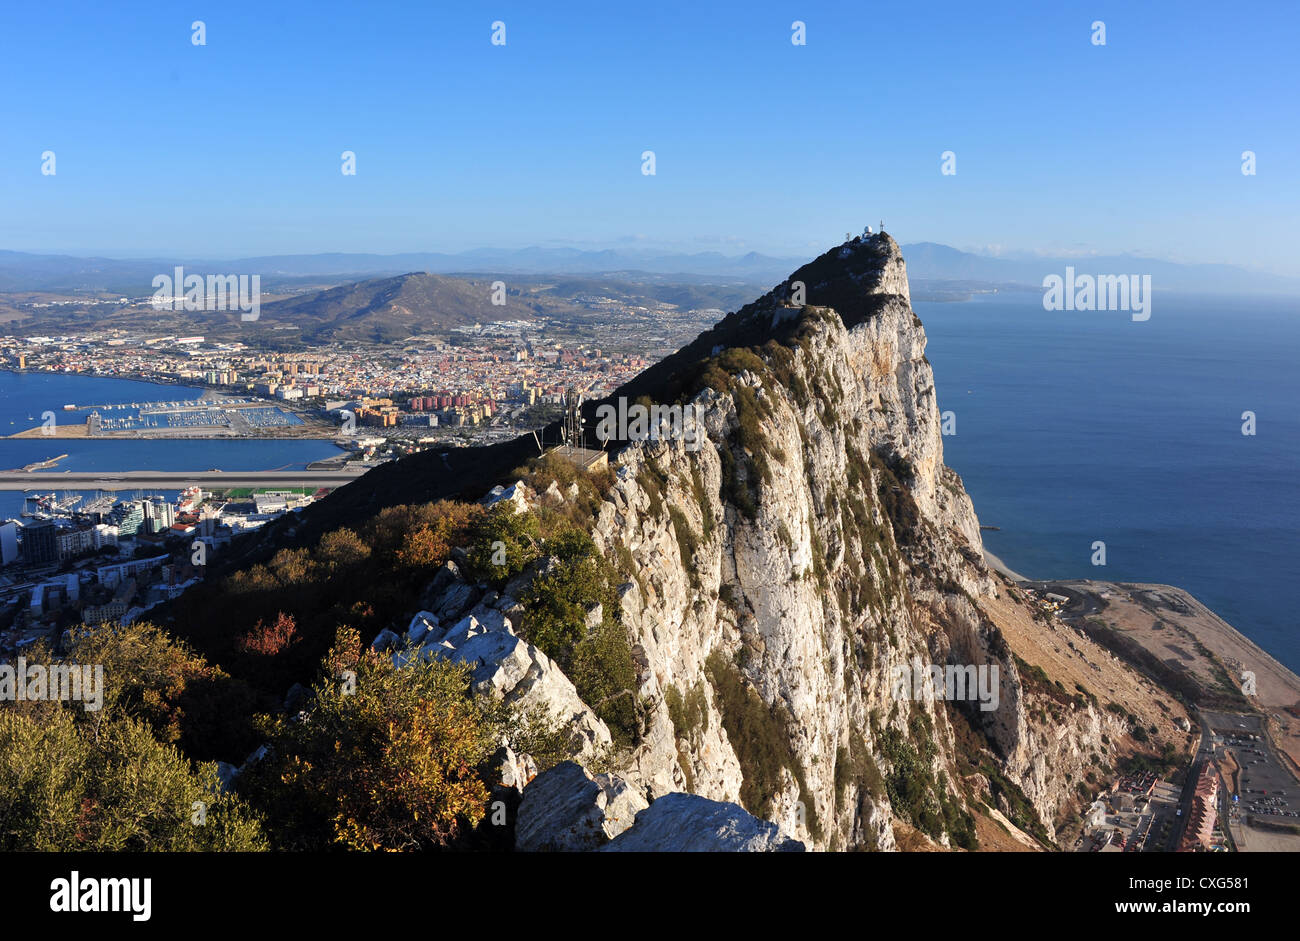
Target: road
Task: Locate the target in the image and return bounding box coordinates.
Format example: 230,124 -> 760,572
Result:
0,469 -> 368,490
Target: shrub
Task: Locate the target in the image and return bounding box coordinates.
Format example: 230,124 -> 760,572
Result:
637,463 -> 667,519
689,463 -> 714,537
668,505 -> 700,570
241,626 -> 496,851
0,707 -> 265,851
519,526 -> 641,745
235,612 -> 298,657
59,620 -> 262,762
465,504 -> 540,585
664,682 -> 709,740
569,620 -> 640,746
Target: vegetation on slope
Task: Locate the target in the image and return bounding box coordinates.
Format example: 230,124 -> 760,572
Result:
705,650 -> 822,842
0,624 -> 266,851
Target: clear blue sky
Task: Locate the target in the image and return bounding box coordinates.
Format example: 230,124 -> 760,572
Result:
2,1 -> 1297,273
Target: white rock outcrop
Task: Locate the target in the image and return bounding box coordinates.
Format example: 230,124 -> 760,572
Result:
395,608 -> 612,760
515,762 -> 649,851
600,793 -> 804,852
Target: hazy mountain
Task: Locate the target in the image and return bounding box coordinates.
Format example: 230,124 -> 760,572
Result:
0,247 -> 805,293
900,242 -> 1300,295
3,242 -> 1298,297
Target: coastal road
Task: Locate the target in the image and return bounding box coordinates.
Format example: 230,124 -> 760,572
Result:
0,469 -> 368,490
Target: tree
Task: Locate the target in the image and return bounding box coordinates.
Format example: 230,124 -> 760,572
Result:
59,621 -> 263,761
0,707 -> 265,851
240,626 -> 497,850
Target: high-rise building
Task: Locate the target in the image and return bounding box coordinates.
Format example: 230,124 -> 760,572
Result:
110,501 -> 144,537
56,525 -> 96,560
93,524 -> 119,549
0,521 -> 18,565
21,520 -> 59,564
143,498 -> 175,533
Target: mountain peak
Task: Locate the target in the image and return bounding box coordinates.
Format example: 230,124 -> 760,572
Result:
594,233 -> 916,416
749,231 -> 910,329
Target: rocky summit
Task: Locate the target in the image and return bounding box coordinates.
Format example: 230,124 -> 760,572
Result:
357,232 -> 1193,851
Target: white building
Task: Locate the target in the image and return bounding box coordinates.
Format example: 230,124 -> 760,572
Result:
93,524 -> 119,549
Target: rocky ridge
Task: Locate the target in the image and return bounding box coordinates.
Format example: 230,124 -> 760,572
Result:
387,233 -> 1193,851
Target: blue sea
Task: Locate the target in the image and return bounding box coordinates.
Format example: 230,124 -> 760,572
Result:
917,291 -> 1300,675
0,371 -> 345,520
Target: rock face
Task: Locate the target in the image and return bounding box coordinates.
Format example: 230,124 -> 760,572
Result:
515,762 -> 649,851
601,793 -> 804,852
389,233 -> 1190,851
556,233 -> 1186,850
570,234 -> 990,849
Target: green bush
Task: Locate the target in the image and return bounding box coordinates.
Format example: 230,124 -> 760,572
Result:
569,620 -> 640,746
0,707 -> 265,851
637,463 -> 667,519
466,504 -> 540,586
668,505 -> 700,570
689,463 -> 714,537
519,526 -> 642,745
664,682 -> 709,740
240,626 -> 496,850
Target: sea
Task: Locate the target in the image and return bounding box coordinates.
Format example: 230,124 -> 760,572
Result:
0,371 -> 345,520
916,291 -> 1300,675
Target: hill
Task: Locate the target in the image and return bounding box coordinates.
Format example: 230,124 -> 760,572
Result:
252,272 -> 542,342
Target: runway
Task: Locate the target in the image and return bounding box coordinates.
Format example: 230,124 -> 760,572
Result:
0,468 -> 368,491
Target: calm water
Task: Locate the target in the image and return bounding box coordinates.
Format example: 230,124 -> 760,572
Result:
0,371 -> 345,519
918,292 -> 1300,674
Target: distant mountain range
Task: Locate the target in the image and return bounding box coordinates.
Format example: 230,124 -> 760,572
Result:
0,247 -> 796,295
899,243 -> 1300,296
1,241 -> 1297,296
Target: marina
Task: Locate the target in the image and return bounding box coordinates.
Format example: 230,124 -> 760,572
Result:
7,392 -> 330,440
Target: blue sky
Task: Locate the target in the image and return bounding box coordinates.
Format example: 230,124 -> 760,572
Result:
2,1 -> 1297,273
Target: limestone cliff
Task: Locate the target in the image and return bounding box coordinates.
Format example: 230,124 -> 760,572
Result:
412,233 -> 1194,850
580,233 -> 1190,849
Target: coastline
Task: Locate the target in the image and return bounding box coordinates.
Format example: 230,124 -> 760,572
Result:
982,548 -> 1030,583
984,549 -> 1300,774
